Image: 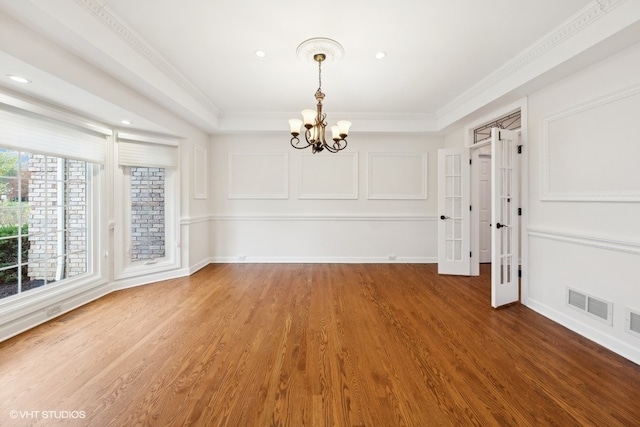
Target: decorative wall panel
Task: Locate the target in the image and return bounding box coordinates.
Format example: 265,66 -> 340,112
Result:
228,152 -> 288,199
541,84 -> 640,201
368,153 -> 427,199
298,153 -> 358,199
193,145 -> 207,199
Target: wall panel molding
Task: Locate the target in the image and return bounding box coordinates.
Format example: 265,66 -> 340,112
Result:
541,83 -> 640,202
528,226 -> 640,255
228,152 -> 289,199
193,145 -> 207,199
367,153 -> 427,200
298,153 -> 358,199
180,215 -> 211,225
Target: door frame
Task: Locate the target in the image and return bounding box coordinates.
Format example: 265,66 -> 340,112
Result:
465,99 -> 529,305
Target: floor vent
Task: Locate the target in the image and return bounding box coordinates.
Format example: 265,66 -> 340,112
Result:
566,287 -> 613,326
626,309 -> 640,338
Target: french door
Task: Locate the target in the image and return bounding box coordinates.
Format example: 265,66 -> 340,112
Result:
490,128 -> 520,308
437,148 -> 470,275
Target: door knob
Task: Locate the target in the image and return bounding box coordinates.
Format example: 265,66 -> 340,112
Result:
496,222 -> 509,229
440,215 -> 449,220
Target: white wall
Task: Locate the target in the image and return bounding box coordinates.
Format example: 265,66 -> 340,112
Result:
526,42 -> 640,364
209,132 -> 444,262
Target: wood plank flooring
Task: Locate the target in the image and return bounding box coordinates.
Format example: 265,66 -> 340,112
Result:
1,263 -> 639,426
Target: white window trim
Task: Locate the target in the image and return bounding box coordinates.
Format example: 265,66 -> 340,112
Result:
113,137 -> 181,280
0,161 -> 107,322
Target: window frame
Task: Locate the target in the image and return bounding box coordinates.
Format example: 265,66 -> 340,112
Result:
113,136 -> 181,280
0,152 -> 107,310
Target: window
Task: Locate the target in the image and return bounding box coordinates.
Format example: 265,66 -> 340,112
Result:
0,150 -> 97,301
0,97 -> 108,303
129,166 -> 166,262
115,133 -> 179,278
473,111 -> 521,144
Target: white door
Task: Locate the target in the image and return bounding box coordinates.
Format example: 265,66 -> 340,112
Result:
491,128 -> 520,307
437,148 -> 470,275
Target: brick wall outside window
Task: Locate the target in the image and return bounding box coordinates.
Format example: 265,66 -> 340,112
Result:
130,167 -> 165,261
27,155 -> 87,282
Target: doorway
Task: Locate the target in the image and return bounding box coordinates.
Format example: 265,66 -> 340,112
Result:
438,115 -> 526,308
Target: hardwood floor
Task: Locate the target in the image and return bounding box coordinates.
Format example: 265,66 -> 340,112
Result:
1,264 -> 639,426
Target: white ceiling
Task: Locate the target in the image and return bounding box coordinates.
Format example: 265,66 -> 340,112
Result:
0,0 -> 634,135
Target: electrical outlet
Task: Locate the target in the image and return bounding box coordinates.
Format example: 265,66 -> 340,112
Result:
388,254 -> 396,261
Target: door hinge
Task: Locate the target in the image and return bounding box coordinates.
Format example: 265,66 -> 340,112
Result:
470,205 -> 472,211
518,269 -> 522,278
517,145 -> 523,154
470,251 -> 472,258
469,159 -> 472,165
518,208 -> 522,216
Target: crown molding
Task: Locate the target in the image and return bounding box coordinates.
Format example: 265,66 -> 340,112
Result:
437,0 -> 627,129
75,0 -> 222,116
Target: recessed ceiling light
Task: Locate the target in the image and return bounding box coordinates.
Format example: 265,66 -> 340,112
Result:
375,51 -> 387,59
121,120 -> 132,125
7,74 -> 31,84
255,50 -> 266,58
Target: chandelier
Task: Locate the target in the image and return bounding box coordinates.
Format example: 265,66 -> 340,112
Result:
288,38 -> 351,154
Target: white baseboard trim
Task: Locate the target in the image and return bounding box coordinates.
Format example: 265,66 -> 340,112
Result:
113,267 -> 191,291
188,258 -> 211,274
0,280 -> 114,343
524,298 -> 640,366
209,256 -> 437,264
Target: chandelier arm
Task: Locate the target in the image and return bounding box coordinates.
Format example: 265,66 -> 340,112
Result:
325,139 -> 347,153
323,144 -> 339,153
290,135 -> 313,150
333,138 -> 347,151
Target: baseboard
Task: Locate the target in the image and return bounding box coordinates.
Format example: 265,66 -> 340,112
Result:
0,280 -> 114,343
188,258 -> 211,274
113,267 -> 191,291
209,256 -> 437,264
525,298 -> 640,366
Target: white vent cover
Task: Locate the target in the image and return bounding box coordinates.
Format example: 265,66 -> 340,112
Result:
566,287 -> 613,326
626,308 -> 640,338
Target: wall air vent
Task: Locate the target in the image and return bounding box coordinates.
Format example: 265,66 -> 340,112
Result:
626,309 -> 640,338
566,287 -> 613,326
568,289 -> 587,310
